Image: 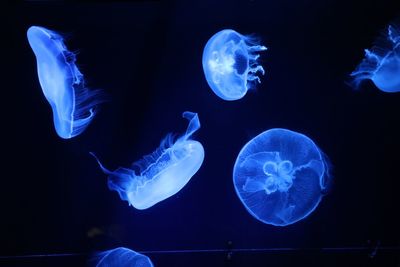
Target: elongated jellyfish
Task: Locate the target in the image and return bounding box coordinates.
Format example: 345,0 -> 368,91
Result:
350,24 -> 400,92
90,247 -> 154,267
91,111 -> 204,210
202,29 -> 267,101
27,26 -> 102,139
233,128 -> 332,226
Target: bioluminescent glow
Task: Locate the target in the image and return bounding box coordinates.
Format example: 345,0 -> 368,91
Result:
350,24 -> 400,92
27,26 -> 102,139
91,247 -> 154,267
91,111 -> 204,210
202,29 -> 267,101
233,128 -> 332,226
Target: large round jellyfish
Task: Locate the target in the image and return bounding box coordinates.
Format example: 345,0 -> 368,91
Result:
202,29 -> 267,101
350,24 -> 400,92
233,128 -> 331,226
91,111 -> 204,210
90,247 -> 154,267
27,26 -> 102,139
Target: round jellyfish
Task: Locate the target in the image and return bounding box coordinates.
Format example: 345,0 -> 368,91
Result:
233,128 -> 331,226
90,247 -> 154,267
350,24 -> 400,92
202,29 -> 267,101
91,111 -> 204,210
27,26 -> 102,139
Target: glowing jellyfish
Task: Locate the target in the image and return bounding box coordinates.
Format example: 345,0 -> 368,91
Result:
91,111 -> 204,210
350,24 -> 400,92
90,247 -> 154,267
27,26 -> 102,139
202,29 -> 267,101
233,128 -> 331,226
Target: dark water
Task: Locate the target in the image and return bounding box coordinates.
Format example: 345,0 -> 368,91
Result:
4,0 -> 400,266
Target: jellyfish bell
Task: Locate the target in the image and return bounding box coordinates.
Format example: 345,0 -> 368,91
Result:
350,24 -> 400,93
233,128 -> 332,226
27,25 -> 102,139
202,29 -> 267,101
91,111 -> 204,210
90,247 -> 154,267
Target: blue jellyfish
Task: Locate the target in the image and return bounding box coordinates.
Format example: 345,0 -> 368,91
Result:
91,111 -> 204,210
233,128 -> 331,226
27,26 -> 102,139
91,247 -> 154,267
202,29 -> 267,101
350,24 -> 400,92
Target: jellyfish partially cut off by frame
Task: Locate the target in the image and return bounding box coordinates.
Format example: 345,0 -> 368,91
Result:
90,247 -> 154,267
233,128 -> 332,226
91,111 -> 204,210
27,26 -> 102,139
202,29 -> 267,101
350,24 -> 400,92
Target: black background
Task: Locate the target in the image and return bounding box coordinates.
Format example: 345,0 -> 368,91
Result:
3,0 -> 400,266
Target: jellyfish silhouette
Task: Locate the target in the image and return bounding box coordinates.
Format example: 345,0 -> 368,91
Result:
202,29 -> 267,101
233,128 -> 331,226
27,26 -> 102,139
91,111 -> 204,210
350,24 -> 400,92
90,247 -> 154,267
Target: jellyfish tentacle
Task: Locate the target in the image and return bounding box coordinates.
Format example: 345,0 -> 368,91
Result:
247,74 -> 262,83
388,25 -> 400,43
89,152 -> 113,175
248,44 -> 268,52
249,64 -> 264,73
182,111 -> 201,140
248,64 -> 265,75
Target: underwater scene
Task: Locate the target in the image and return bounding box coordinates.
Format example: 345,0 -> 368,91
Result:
3,0 -> 400,266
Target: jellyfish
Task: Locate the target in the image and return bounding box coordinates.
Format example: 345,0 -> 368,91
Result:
233,128 -> 332,226
202,29 -> 267,101
90,247 -> 154,267
91,111 -> 204,210
27,26 -> 102,139
350,24 -> 400,92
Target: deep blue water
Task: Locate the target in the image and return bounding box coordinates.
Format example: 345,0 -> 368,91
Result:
3,1 -> 400,266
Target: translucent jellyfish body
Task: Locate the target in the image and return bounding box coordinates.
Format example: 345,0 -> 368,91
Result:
202,29 -> 267,101
233,128 -> 331,226
350,24 -> 400,92
91,111 -> 204,210
91,247 -> 154,267
27,26 -> 101,139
